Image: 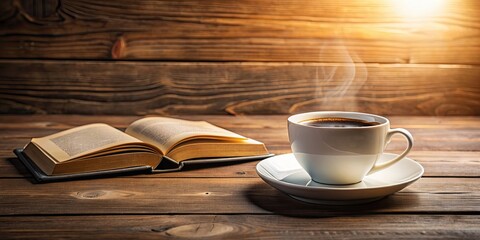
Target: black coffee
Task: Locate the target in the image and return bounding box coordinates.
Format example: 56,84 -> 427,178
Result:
300,117 -> 380,128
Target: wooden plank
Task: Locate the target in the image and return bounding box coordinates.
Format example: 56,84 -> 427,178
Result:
2,115 -> 480,129
1,61 -> 479,115
1,0 -> 480,64
405,151 -> 480,177
0,177 -> 478,215
0,115 -> 478,178
0,115 -> 478,151
0,215 -> 479,239
2,150 -> 479,178
1,127 -> 478,151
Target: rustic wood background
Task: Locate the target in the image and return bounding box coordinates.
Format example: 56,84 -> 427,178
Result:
1,0 -> 479,115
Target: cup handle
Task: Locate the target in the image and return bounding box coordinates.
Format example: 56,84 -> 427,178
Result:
368,128 -> 414,175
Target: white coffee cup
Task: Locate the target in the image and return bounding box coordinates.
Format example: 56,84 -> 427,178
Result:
288,111 -> 413,185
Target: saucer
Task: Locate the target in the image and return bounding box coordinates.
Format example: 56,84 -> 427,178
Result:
256,153 -> 424,205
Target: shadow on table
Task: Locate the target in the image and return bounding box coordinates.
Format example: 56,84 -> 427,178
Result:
7,157 -> 35,181
244,182 -> 420,218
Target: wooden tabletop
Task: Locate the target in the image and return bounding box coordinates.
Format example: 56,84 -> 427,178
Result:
1,115 -> 479,239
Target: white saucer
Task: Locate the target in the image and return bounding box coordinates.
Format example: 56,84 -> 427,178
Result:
256,153 -> 424,205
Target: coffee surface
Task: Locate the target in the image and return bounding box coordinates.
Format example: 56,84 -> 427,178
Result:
299,117 -> 380,128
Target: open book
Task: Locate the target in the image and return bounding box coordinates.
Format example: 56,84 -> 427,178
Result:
17,117 -> 270,181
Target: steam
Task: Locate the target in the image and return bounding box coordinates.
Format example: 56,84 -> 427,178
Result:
290,39 -> 368,112
316,39 -> 368,110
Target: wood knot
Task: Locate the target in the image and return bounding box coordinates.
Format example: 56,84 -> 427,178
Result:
164,223 -> 236,238
72,190 -> 136,199
151,226 -> 173,232
77,190 -> 107,199
112,36 -> 127,59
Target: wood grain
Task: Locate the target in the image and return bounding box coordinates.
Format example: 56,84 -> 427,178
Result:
1,0 -> 479,64
2,115 -> 480,129
2,150 -> 479,179
1,215 -> 479,239
0,177 -> 479,216
1,61 -> 479,115
0,115 -> 478,178
0,115 -> 478,239
1,127 -> 478,151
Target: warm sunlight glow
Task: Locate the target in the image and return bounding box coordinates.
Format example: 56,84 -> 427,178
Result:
393,0 -> 445,19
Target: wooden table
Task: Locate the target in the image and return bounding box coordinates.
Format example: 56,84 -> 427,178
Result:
1,115 -> 479,239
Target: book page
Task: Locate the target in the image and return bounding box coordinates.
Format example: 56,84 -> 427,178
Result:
32,123 -> 143,162
125,117 -> 246,153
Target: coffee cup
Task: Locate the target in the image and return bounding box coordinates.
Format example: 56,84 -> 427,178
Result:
288,111 -> 413,185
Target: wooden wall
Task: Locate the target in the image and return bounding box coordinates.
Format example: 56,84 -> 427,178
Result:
1,0 -> 479,115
